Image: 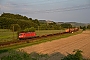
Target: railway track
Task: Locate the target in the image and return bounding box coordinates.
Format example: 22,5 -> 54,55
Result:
0,30 -> 78,47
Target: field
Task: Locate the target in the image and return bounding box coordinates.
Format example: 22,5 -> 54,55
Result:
0,29 -> 17,42
36,30 -> 65,36
0,29 -> 64,43
0,29 -> 81,53
19,30 -> 90,59
0,29 -> 83,59
1,30 -> 90,59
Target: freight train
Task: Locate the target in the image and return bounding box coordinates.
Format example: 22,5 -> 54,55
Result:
19,28 -> 79,40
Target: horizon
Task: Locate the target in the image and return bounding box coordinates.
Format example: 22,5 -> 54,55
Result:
0,0 -> 90,23
0,12 -> 90,24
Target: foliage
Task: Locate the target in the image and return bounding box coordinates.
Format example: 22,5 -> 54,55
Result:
80,26 -> 86,31
0,13 -> 64,30
23,27 -> 35,32
0,17 -> 37,29
1,50 -> 49,60
32,19 -> 40,26
0,13 -> 39,30
61,23 -> 72,28
1,13 -> 29,20
1,49 -> 89,60
87,24 -> 90,29
10,24 -> 21,32
29,18 -> 32,20
61,49 -> 85,60
1,50 -> 32,60
39,23 -> 61,30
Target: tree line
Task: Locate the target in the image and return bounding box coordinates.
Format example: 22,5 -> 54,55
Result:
0,13 -> 40,30
0,13 -> 90,31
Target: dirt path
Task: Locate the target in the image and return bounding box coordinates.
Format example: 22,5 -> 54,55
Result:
20,30 -> 90,58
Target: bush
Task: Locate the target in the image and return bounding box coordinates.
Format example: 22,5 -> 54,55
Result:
87,25 -> 90,29
1,50 -> 32,60
24,27 -> 35,32
1,50 -> 89,60
80,26 -> 86,31
1,50 -> 49,60
61,49 -> 85,60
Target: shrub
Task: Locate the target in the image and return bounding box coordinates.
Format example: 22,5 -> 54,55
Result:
87,25 -> 90,29
1,50 -> 32,60
61,49 -> 85,60
24,27 -> 35,32
1,50 -> 49,60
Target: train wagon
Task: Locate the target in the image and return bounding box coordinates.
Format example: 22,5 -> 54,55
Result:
65,27 -> 79,33
19,32 -> 36,40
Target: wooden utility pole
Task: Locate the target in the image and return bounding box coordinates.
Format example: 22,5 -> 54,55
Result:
13,25 -> 14,40
38,26 -> 39,31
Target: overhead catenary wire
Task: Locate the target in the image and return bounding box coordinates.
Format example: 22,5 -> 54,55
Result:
2,3 -> 90,14
24,0 -> 72,6
23,4 -> 90,14
0,0 -> 90,14
3,0 -> 77,7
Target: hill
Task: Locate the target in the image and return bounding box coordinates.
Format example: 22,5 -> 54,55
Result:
0,13 -> 89,30
65,22 -> 86,27
0,13 -> 39,29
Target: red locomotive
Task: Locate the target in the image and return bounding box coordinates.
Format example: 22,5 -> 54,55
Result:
19,32 -> 36,39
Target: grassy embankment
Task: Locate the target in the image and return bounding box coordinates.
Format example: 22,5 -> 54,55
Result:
0,29 -> 82,53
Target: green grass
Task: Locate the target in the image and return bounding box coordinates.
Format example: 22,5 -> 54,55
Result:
36,30 -> 65,36
0,29 -> 17,42
0,29 -> 65,43
0,30 -> 82,54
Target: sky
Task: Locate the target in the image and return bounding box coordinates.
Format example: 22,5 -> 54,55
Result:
0,0 -> 90,23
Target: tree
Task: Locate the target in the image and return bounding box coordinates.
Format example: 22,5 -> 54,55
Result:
87,24 -> 90,29
82,26 -> 86,31
29,18 -> 32,20
80,26 -> 86,31
32,19 -> 40,26
10,24 -> 21,32
23,27 -> 35,32
61,23 -> 72,28
23,16 -> 28,20
39,24 -> 48,30
1,13 -> 29,20
0,17 -> 38,30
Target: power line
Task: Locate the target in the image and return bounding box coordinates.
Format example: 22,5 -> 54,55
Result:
1,1 -> 90,14
3,0 -> 75,7
25,4 -> 90,14
26,0 -> 71,6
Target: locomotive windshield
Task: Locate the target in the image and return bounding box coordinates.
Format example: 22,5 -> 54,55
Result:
19,34 -> 23,36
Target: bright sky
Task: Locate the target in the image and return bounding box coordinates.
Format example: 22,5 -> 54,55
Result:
0,0 -> 90,23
